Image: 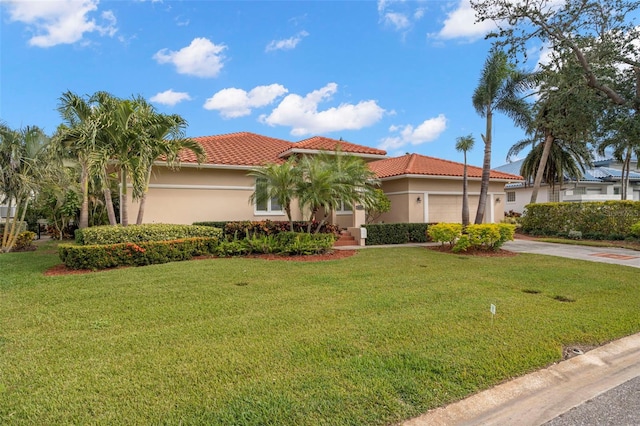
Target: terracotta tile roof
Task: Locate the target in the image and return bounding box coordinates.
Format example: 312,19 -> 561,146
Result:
180,132 -> 293,166
286,136 -> 387,157
369,153 -> 523,180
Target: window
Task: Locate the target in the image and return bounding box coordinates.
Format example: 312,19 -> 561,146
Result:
614,187 -> 621,195
548,188 -> 560,202
254,178 -> 283,214
506,191 -> 516,203
335,199 -> 353,214
573,187 -> 586,195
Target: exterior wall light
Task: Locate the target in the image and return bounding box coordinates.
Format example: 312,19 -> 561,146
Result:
417,196 -> 422,203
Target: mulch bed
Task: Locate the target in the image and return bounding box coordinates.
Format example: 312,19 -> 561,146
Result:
43,250 -> 358,276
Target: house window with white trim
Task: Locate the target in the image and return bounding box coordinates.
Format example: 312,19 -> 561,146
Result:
335,199 -> 353,215
506,191 -> 516,203
254,178 -> 283,214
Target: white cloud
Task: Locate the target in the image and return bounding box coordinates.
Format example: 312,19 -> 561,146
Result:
265,31 -> 309,52
4,0 -> 117,47
204,84 -> 288,118
150,89 -> 192,106
154,37 -> 226,78
383,12 -> 410,31
377,0 -> 424,33
434,0 -> 498,40
379,115 -> 448,150
260,83 -> 385,136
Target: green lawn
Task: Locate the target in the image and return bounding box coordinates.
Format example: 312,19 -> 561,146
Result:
1,243 -> 640,425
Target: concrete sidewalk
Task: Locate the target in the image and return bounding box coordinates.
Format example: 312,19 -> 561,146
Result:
403,332 -> 640,426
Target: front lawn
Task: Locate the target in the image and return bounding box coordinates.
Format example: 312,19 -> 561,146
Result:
1,243 -> 639,425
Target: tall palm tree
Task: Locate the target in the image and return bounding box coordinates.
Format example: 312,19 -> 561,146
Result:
472,48 -> 532,223
56,91 -> 101,229
509,137 -> 591,195
0,123 -> 50,252
455,134 -> 475,226
249,157 -> 300,231
134,108 -> 205,225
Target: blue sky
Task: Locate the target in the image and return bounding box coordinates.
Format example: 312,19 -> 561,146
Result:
0,0 -> 548,168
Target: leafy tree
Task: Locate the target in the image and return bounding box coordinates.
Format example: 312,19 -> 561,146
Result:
455,134 -> 475,226
472,48 -> 532,223
365,188 -> 391,224
249,157 -> 300,231
0,123 -> 50,252
471,1 -> 640,189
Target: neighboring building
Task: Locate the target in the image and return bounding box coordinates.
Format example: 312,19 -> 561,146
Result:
495,158 -> 640,214
130,132 -> 523,227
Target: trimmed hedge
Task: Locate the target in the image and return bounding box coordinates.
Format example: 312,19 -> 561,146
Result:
521,201 -> 640,239
362,223 -> 429,245
215,232 -> 336,257
194,220 -> 340,239
75,224 -> 223,245
59,237 -> 220,270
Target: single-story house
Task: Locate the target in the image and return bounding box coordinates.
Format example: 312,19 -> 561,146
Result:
495,158 -> 640,214
130,132 -> 523,231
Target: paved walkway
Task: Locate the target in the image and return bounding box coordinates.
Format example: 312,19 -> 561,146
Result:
340,238 -> 640,425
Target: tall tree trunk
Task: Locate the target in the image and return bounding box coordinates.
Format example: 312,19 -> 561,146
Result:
622,149 -> 631,200
79,163 -> 90,229
5,197 -> 29,252
136,168 -> 154,225
1,198 -> 13,249
461,151 -> 469,226
474,109 -> 492,224
103,188 -> 117,225
530,132 -> 555,204
120,170 -> 128,226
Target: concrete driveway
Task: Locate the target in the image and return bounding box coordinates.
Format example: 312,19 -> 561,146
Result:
503,239 -> 640,268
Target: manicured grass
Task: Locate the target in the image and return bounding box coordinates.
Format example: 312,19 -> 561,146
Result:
2,243 -> 640,425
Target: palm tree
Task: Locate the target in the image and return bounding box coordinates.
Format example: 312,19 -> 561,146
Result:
249,157 -> 300,231
509,137 -> 591,196
297,150 -> 379,233
455,134 -> 475,226
0,123 -> 50,252
56,91 -> 102,229
472,48 -> 532,223
134,109 -> 205,225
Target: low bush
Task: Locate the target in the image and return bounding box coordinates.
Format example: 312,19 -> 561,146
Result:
59,237 -> 219,270
76,224 -> 223,245
428,223 -> 463,247
363,223 -> 429,245
13,231 -> 36,252
429,223 -> 516,252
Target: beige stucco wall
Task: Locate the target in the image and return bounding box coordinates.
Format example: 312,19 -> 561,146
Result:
130,165 -> 305,225
376,176 -> 508,224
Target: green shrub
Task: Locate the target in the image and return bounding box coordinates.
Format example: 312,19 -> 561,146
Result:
452,234 -> 471,253
465,223 -> 515,250
195,220 -> 340,240
76,224 -> 223,245
213,232 -> 335,257
13,231 -> 36,252
59,237 -> 219,270
521,201 -> 640,238
363,223 -> 429,245
629,221 -> 640,239
428,223 -> 463,247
